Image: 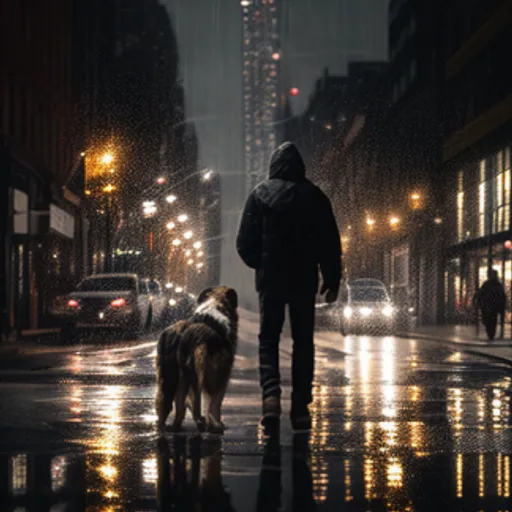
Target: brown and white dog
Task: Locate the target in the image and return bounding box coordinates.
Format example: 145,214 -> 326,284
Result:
155,286 -> 238,434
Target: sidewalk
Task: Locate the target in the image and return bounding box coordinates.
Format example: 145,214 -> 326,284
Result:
398,324 -> 512,366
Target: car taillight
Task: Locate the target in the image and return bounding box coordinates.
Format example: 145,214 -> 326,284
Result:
111,298 -> 127,308
68,299 -> 79,308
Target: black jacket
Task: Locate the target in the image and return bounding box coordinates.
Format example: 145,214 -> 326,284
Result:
236,142 -> 342,296
477,278 -> 506,314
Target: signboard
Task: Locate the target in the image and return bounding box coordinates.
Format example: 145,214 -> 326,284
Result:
13,189 -> 28,234
50,204 -> 75,239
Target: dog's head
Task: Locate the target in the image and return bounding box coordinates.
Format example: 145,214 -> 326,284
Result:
197,286 -> 238,311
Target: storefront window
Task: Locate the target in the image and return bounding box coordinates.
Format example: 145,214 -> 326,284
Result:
493,150 -> 511,233
478,160 -> 487,237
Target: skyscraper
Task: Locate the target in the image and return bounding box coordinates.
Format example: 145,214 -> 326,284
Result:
241,0 -> 281,194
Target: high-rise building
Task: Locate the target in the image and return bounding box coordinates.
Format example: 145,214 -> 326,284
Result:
241,0 -> 281,194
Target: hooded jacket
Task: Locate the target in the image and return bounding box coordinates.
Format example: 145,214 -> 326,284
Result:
236,142 -> 342,295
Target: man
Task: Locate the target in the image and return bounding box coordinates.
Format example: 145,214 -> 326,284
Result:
236,142 -> 341,430
476,269 -> 506,340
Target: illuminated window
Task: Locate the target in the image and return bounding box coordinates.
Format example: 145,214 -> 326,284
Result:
479,160 -> 487,237
10,454 -> 27,496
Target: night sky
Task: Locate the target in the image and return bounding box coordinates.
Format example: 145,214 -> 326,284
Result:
163,0 -> 389,305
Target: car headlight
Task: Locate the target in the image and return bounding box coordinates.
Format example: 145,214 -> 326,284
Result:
382,305 -> 394,317
343,306 -> 353,318
359,307 -> 372,317
169,298 -> 177,306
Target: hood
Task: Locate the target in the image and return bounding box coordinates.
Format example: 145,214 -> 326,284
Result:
269,142 -> 306,181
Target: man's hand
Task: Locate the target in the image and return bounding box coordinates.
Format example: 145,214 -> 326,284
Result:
325,289 -> 338,304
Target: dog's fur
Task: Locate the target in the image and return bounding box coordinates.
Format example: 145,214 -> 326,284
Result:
155,286 -> 238,434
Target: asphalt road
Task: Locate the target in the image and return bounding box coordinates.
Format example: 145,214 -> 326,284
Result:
0,322 -> 510,511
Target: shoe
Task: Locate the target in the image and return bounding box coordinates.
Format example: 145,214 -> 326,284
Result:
290,404 -> 312,432
261,396 -> 281,429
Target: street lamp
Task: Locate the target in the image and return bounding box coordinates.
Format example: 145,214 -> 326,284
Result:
166,194 -> 177,204
177,214 -> 188,223
193,241 -> 202,249
184,230 -> 193,240
366,217 -> 376,227
389,216 -> 400,227
185,250 -> 192,257
197,262 -> 204,269
187,259 -> 194,265
156,176 -> 166,185
102,184 -> 116,193
203,170 -> 213,181
172,239 -> 181,246
197,250 -> 204,258
166,221 -> 176,230
101,152 -> 114,165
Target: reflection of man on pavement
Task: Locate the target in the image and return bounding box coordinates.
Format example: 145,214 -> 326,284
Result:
476,269 -> 506,340
237,142 -> 341,430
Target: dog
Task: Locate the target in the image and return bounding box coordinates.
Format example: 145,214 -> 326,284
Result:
155,286 -> 238,434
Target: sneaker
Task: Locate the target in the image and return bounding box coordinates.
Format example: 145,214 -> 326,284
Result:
290,405 -> 312,432
261,396 -> 281,428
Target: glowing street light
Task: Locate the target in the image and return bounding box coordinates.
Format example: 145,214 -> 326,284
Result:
177,214 -> 188,223
187,259 -> 194,265
166,221 -> 176,230
197,262 -> 204,269
197,251 -> 204,257
366,217 -> 376,227
193,241 -> 202,249
102,184 -> 116,193
184,230 -> 193,240
156,176 -> 166,185
166,194 -> 177,204
410,192 -> 421,201
389,216 -> 400,227
165,283 -> 173,289
203,170 -> 213,181
172,239 -> 181,246
101,152 -> 114,165
185,250 -> 192,257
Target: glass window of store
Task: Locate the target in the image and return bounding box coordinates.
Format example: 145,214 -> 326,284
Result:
457,171 -> 464,242
493,149 -> 511,233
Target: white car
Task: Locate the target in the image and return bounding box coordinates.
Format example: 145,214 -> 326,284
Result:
342,284 -> 396,335
59,273 -> 153,339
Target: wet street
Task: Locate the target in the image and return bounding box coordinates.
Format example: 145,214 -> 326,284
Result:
0,318 -> 511,511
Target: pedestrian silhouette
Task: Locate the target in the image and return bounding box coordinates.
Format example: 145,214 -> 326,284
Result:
476,269 -> 506,340
237,141 -> 342,430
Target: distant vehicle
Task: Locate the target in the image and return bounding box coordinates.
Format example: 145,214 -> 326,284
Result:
145,278 -> 168,328
348,278 -> 387,289
315,281 -> 396,334
57,273 -> 153,340
163,285 -> 195,325
342,284 -> 395,335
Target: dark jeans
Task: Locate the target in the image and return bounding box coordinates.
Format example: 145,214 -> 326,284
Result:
258,292 -> 315,407
481,309 -> 499,340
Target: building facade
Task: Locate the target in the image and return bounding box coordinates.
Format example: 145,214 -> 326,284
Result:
0,0 -> 86,339
241,0 -> 280,194
442,0 -> 512,323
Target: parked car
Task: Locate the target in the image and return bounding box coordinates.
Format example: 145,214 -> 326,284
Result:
57,273 -> 153,340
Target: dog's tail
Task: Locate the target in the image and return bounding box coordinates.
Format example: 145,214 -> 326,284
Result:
155,321 -> 188,428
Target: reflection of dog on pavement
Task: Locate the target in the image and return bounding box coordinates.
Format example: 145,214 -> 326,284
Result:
155,286 -> 238,434
156,436 -> 235,511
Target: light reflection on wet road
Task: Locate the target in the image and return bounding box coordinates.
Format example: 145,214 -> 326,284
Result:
0,329 -> 510,511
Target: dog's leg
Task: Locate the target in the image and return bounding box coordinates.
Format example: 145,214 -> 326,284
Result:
207,382 -> 228,434
156,386 -> 174,434
172,376 -> 188,431
190,387 -> 206,432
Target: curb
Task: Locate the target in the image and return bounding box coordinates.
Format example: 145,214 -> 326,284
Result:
396,332 -> 512,368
